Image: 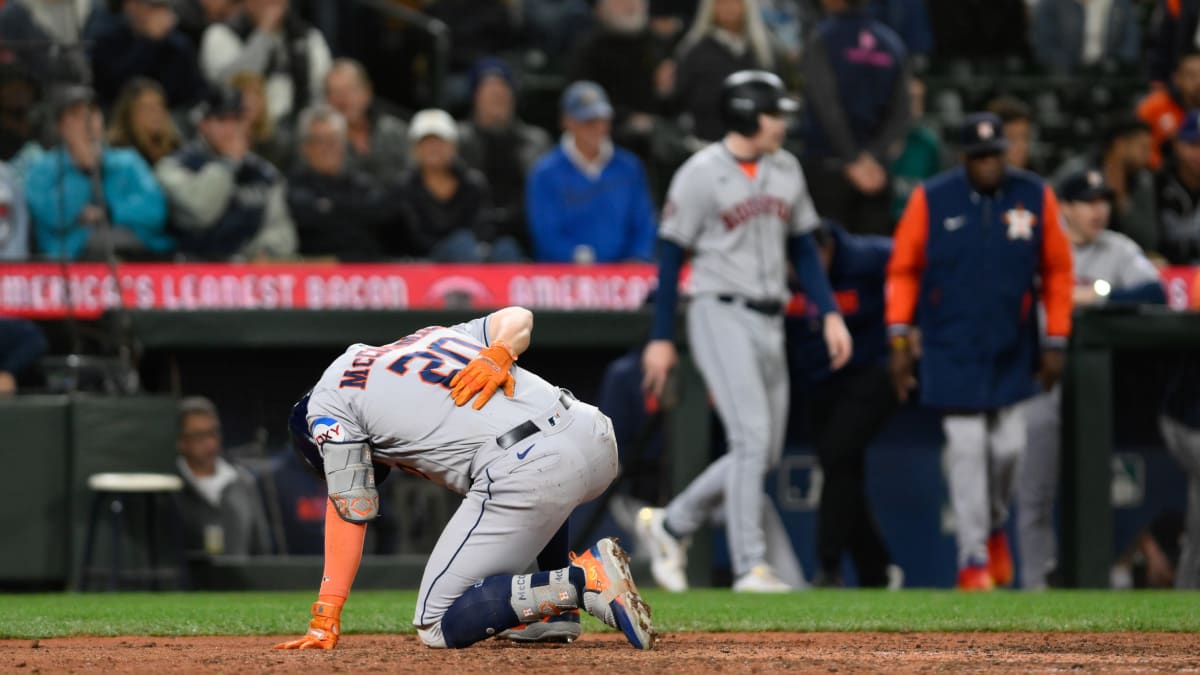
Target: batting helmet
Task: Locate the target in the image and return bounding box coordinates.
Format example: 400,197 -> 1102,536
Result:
719,70 -> 798,137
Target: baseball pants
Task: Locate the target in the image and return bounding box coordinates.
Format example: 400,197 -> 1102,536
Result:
1017,386 -> 1061,590
808,364 -> 898,586
1158,414 -> 1200,589
943,404 -> 1025,568
664,295 -> 790,578
413,399 -> 618,629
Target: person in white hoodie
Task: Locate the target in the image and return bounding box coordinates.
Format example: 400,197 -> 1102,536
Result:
175,396 -> 272,556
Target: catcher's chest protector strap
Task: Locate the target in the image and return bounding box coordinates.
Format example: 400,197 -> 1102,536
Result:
323,440 -> 379,522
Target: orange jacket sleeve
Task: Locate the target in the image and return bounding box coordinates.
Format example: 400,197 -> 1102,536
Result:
1039,186 -> 1074,343
885,184 -> 929,329
317,498 -> 368,607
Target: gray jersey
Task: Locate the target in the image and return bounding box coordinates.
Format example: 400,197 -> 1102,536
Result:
659,143 -> 820,302
1072,229 -> 1160,290
306,317 -> 562,495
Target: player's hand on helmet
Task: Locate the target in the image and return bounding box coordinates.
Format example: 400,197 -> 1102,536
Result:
1038,348 -> 1065,392
274,601 -> 341,650
641,339 -> 677,400
449,340 -> 518,410
889,333 -> 917,402
823,313 -> 853,371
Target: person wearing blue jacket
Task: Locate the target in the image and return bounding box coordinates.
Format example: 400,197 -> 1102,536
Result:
789,221 -> 901,588
526,81 -> 657,263
25,86 -> 171,261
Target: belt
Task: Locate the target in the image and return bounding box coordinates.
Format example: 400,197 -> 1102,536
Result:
496,391 -> 574,450
717,294 -> 784,317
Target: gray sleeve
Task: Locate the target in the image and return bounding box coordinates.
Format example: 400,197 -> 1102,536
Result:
801,33 -> 859,164
244,182 -> 297,258
791,161 -> 821,235
155,157 -> 237,230
450,315 -> 491,345
1115,238 -> 1162,288
866,63 -> 912,163
658,160 -> 713,247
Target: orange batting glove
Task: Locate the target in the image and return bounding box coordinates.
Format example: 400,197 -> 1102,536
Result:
449,339 -> 518,409
273,601 -> 341,650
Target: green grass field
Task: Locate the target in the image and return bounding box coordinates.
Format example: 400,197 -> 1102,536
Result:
4,590 -> 1198,639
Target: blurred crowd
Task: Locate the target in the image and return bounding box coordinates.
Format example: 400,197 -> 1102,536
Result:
1,0 -> 1199,267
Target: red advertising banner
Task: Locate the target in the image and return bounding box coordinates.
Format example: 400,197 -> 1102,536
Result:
2,262 -> 1197,320
0,263 -> 660,319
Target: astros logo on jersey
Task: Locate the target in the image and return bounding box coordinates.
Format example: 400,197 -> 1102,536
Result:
311,416 -> 346,446
1004,206 -> 1036,240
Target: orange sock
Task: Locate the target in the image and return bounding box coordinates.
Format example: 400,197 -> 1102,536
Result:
318,498 -> 367,608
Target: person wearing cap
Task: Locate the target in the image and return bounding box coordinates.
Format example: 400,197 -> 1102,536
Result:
324,58 -> 409,182
457,57 -> 552,253
886,111 -> 1075,591
526,81 -> 656,263
88,0 -> 207,110
25,86 -> 172,261
1017,168 -> 1165,591
156,85 -> 297,261
800,0 -> 910,238
1155,108 -> 1200,265
391,109 -> 518,262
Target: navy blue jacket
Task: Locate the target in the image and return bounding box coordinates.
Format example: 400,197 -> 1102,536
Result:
88,18 -> 206,108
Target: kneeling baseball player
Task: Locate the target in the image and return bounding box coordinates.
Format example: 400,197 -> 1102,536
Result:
274,306 -> 656,650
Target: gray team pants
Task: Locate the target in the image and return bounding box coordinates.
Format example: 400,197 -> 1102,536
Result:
1158,414 -> 1200,589
413,399 -> 618,629
664,296 -> 790,578
943,405 -> 1025,568
1017,386 -> 1061,590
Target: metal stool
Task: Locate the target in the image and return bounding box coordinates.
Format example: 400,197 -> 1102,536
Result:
80,473 -> 187,591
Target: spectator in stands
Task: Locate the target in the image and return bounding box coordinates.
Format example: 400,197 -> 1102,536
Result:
927,0 -> 1030,62
527,81 -> 656,263
1155,109 -> 1200,265
1148,0 -> 1200,85
801,0 -> 910,237
0,67 -> 40,169
157,86 -> 297,260
324,59 -> 409,182
199,0 -> 332,124
106,78 -> 182,167
1019,168 -> 1165,591
423,0 -> 518,93
175,396 -> 273,556
25,86 -> 172,261
759,0 -> 813,66
0,318 -> 47,395
1031,0 -> 1140,75
0,161 -> 30,260
987,96 -> 1035,172
1054,116 -> 1157,253
570,0 -> 674,155
521,0 -> 594,61
457,57 -> 552,254
0,0 -> 94,84
230,70 -> 292,171
1139,50 -> 1200,170
88,0 -> 206,110
175,0 -> 239,48
393,109 -> 519,262
867,0 -> 933,60
674,0 -> 778,143
287,104 -> 398,262
889,77 -> 942,220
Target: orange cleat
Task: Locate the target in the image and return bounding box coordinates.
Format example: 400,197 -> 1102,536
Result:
987,531 -> 1014,587
957,564 -> 995,591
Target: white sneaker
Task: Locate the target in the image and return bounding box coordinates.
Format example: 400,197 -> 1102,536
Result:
635,507 -> 688,592
886,564 -> 905,591
733,565 -> 793,593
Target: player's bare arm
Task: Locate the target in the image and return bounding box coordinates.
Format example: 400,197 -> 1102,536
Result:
449,306 -> 533,409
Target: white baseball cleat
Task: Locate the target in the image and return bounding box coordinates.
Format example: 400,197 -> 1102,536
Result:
636,507 -> 689,592
733,564 -> 793,593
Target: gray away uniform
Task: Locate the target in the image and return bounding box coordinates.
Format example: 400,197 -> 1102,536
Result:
1018,230 -> 1162,589
658,142 -> 819,578
305,316 -> 618,628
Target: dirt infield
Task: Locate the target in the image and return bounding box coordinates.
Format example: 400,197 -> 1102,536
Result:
4,632 -> 1199,672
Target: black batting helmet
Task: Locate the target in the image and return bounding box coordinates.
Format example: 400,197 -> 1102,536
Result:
719,70 -> 798,137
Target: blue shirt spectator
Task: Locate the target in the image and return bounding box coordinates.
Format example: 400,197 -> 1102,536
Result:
25,88 -> 170,261
87,0 -> 207,110
0,161 -> 30,260
1031,0 -> 1140,75
527,81 -> 656,263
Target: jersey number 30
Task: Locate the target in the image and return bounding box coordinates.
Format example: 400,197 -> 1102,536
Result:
386,337 -> 479,389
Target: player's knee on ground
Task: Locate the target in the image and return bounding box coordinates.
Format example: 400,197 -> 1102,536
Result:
436,575 -> 519,648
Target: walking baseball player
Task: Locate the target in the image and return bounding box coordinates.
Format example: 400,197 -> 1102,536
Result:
273,306 -> 656,650
638,70 -> 853,592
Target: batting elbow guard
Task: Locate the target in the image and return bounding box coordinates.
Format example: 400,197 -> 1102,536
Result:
323,441 -> 379,523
